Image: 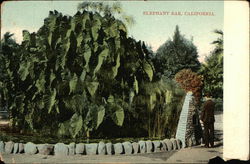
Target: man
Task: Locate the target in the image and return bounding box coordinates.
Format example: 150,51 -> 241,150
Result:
200,94 -> 215,148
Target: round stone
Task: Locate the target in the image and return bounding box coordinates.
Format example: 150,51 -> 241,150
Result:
122,141 -> 133,154
160,141 -> 167,151
75,143 -> 85,154
146,140 -> 153,153
85,143 -> 98,155
132,142 -> 139,154
13,143 -> 19,154
170,138 -> 177,150
176,139 -> 182,149
163,139 -> 173,151
0,141 -> 5,153
152,141 -> 162,152
106,143 -> 114,155
114,143 -> 123,155
138,141 -> 146,154
98,141 -> 106,155
54,143 -> 69,156
5,141 -> 14,154
24,142 -> 38,155
18,143 -> 24,153
68,143 -> 76,155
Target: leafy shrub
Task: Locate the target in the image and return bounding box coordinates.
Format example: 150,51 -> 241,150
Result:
175,69 -> 203,103
131,79 -> 185,138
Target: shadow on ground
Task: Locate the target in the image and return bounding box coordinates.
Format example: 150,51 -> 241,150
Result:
137,151 -> 178,161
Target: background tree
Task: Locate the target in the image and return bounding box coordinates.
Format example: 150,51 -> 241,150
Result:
154,25 -> 200,79
199,30 -> 223,98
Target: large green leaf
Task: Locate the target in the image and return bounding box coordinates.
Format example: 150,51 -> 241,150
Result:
45,88 -> 57,113
35,71 -> 46,93
86,82 -> 99,97
84,32 -> 92,43
69,73 -> 78,94
143,60 -> 154,81
83,44 -> 92,71
15,94 -> 25,113
96,105 -> 105,129
69,113 -> 83,138
57,38 -> 70,69
76,32 -> 83,48
80,70 -> 86,82
91,15 -> 102,41
133,76 -> 139,94
129,90 -> 135,104
58,120 -> 70,137
107,95 -> 115,104
25,112 -> 34,130
93,48 -> 109,75
165,90 -> 172,104
114,38 -> 121,50
149,93 -> 157,112
111,105 -> 124,126
46,12 -> 58,46
55,104 -> 60,113
110,53 -> 120,79
18,60 -> 31,81
49,71 -> 56,87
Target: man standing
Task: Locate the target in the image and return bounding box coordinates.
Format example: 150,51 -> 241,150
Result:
201,94 -> 215,148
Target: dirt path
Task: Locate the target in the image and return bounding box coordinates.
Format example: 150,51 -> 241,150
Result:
1,146 -> 222,164
166,110 -> 223,163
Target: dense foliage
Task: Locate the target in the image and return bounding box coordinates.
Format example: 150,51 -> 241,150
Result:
132,79 -> 185,138
0,33 -> 20,110
154,26 -> 200,79
0,4 -> 185,139
199,30 -> 223,98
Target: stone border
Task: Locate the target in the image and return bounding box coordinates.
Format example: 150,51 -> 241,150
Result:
0,138 -> 182,156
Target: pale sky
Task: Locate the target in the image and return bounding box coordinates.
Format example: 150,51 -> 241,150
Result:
1,1 -> 223,62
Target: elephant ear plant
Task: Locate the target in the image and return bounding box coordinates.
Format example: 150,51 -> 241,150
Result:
0,7 -> 156,139
1,2 -> 187,140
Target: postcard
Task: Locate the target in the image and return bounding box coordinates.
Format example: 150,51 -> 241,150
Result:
0,0 -> 249,163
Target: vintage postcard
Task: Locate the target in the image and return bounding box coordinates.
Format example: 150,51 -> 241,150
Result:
0,0 -> 248,163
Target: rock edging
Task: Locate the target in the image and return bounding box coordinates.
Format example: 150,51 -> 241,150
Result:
0,138 -> 182,156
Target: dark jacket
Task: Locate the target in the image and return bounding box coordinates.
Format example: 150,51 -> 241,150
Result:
201,99 -> 215,124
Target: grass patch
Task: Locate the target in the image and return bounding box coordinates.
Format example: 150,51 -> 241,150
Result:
0,130 -> 165,144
